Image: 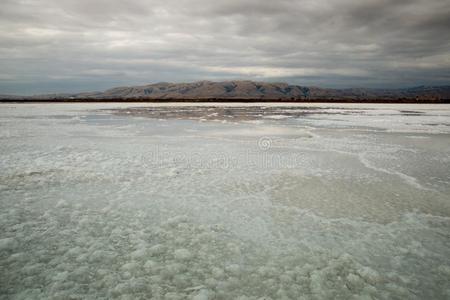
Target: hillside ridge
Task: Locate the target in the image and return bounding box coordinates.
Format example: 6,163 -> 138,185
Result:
1,81 -> 450,101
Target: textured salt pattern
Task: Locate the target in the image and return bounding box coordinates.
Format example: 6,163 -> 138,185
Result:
1,103 -> 450,299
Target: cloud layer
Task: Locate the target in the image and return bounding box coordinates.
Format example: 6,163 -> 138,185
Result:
1,0 -> 449,94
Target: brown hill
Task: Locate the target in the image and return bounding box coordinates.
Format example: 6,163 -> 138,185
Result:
1,81 -> 450,101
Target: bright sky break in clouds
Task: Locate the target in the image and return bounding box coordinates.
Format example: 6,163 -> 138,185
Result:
0,0 -> 449,94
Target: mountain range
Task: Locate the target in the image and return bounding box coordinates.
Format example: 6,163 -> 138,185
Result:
1,81 -> 450,102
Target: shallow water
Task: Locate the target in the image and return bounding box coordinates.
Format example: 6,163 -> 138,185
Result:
1,103 -> 450,299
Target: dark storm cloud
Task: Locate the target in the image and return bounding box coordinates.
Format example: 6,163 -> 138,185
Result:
0,0 -> 449,94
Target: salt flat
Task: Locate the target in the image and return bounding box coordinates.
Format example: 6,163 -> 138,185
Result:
0,103 -> 449,299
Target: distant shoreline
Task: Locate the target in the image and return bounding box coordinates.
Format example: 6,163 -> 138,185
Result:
1,98 -> 450,104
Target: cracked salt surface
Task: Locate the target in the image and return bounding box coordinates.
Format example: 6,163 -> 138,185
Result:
1,103 -> 450,299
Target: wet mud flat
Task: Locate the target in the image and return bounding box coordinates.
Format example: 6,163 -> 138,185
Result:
107,106 -> 371,121
107,105 -> 450,123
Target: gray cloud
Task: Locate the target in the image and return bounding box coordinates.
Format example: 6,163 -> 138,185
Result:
0,0 -> 449,95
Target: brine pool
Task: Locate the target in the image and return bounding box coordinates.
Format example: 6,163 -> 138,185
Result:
0,103 -> 450,299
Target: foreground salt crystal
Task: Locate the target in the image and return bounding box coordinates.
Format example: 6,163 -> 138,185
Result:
0,237 -> 18,251
174,248 -> 193,261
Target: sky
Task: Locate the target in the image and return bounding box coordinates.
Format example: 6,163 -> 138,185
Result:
0,0 -> 449,95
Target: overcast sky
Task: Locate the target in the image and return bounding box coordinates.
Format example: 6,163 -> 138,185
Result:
1,0 -> 449,95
